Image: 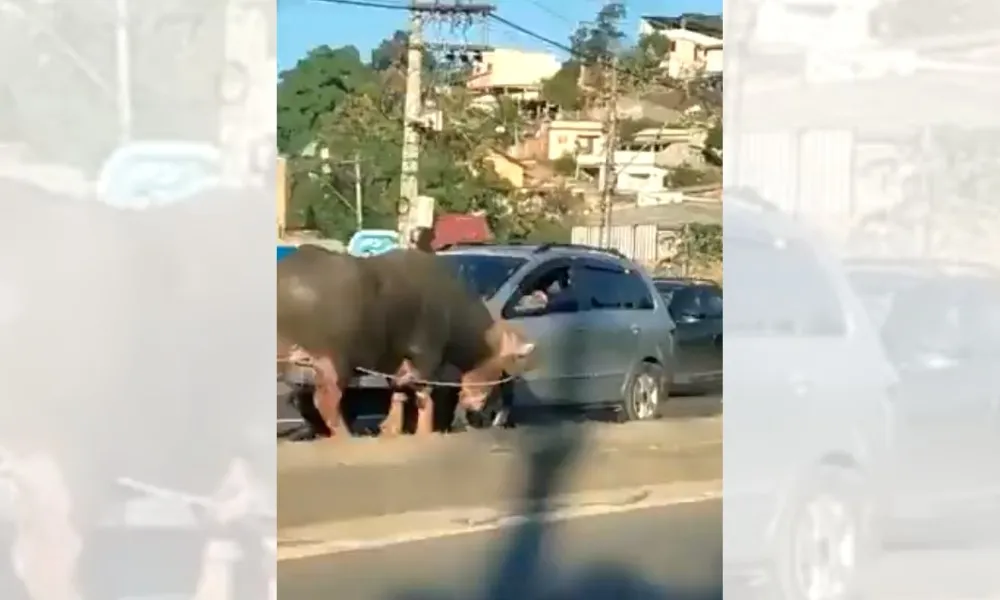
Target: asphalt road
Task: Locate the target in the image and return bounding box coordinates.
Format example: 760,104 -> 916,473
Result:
278,499 -> 723,600
279,496 -> 1000,600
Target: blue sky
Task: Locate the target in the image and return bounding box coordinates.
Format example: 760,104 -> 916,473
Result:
278,0 -> 723,71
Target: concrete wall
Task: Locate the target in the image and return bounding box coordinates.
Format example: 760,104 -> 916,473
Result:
546,120 -> 606,161
467,48 -> 561,90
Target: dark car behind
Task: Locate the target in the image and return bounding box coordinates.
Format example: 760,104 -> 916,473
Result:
653,277 -> 723,393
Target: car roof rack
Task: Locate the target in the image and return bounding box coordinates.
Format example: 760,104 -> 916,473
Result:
437,241 -> 500,251
533,242 -> 626,259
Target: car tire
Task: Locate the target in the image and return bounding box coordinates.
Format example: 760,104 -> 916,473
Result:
770,463 -> 878,600
618,361 -> 667,422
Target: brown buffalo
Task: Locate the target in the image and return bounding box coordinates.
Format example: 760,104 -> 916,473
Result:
276,246 -> 535,437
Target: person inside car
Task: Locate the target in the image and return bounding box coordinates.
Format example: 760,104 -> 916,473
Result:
516,269 -> 573,312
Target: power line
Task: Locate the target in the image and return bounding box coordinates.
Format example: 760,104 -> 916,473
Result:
487,13 -> 574,54
522,0 -> 577,26
308,0 -> 405,8
309,0 -> 621,67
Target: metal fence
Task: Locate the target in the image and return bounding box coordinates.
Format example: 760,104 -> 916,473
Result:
570,224 -> 659,264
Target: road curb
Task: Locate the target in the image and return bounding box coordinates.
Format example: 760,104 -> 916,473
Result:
277,478 -> 722,562
278,436 -> 721,529
278,415 -> 722,470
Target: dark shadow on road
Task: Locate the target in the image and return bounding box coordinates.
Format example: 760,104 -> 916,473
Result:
373,319 -> 723,600
382,425 -> 722,600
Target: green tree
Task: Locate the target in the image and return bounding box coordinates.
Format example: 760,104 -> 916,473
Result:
369,29 -> 438,75
705,121 -> 722,150
277,45 -> 374,154
576,2 -> 626,61
541,62 -> 583,111
702,121 -> 722,166
370,30 -> 408,71
620,34 -> 671,90
676,223 -> 722,273
664,165 -> 713,188
552,154 -> 577,176
279,37 -> 516,240
540,3 -> 626,111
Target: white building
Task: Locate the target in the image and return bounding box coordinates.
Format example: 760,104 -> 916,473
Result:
639,14 -> 723,80
466,48 -> 562,100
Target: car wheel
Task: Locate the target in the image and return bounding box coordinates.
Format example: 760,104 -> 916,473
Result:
619,361 -> 667,421
771,464 -> 877,600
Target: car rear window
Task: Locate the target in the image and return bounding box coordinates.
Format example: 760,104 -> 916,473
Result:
439,254 -> 527,300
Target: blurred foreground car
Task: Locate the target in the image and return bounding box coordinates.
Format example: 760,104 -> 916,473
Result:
653,277 -> 723,393
723,191 -> 896,600
845,258 -> 1000,531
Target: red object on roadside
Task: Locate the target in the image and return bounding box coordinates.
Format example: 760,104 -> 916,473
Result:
431,213 -> 492,249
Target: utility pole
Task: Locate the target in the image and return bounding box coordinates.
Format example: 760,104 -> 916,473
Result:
353,152 -> 364,232
399,2 -> 494,247
114,0 -> 132,142
599,52 -> 619,249
399,4 -> 423,247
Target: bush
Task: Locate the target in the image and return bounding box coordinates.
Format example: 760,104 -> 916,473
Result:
664,165 -> 711,188
704,121 -> 722,150
676,223 -> 722,270
552,154 -> 577,176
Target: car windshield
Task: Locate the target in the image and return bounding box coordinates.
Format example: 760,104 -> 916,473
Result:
439,253 -> 527,299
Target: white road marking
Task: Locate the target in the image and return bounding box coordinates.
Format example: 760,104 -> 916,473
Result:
277,479 -> 721,562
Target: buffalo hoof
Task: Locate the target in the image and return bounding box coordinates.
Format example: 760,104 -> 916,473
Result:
284,425 -> 323,442
379,423 -> 403,437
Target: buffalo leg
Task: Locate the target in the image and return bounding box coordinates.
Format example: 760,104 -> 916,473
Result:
312,355 -> 349,436
413,386 -> 435,435
380,390 -> 407,436
381,359 -> 422,436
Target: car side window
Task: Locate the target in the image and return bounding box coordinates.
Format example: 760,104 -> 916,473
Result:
576,265 -> 622,309
619,270 -> 656,310
668,287 -> 701,318
575,262 -> 653,310
699,287 -> 723,318
727,237 -> 847,337
503,263 -> 579,318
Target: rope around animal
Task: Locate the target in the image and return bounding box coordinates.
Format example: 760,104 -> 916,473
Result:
277,357 -> 516,388
353,366 -> 516,388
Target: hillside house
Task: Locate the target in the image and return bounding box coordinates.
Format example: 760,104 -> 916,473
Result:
639,14 -> 723,80
545,120 -> 606,161
466,48 -> 562,117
